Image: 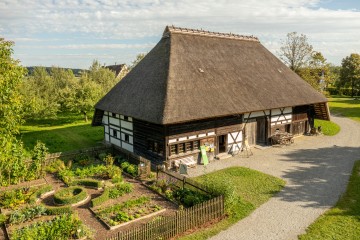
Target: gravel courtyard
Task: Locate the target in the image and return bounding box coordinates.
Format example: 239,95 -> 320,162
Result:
187,115 -> 360,240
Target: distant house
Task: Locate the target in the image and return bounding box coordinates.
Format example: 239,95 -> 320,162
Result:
105,64 -> 128,79
92,26 -> 329,166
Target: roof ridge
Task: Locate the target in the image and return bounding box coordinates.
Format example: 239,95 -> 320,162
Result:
163,25 -> 259,42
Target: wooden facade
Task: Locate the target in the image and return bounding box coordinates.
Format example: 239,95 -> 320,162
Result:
100,105 -> 315,167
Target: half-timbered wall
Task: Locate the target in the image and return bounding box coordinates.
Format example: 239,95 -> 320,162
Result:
133,119 -> 166,164
102,111 -> 134,152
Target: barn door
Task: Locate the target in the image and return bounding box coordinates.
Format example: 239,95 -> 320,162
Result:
256,117 -> 267,144
245,120 -> 256,146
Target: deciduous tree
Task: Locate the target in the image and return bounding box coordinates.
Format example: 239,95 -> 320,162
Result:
340,53 -> 360,97
279,32 -> 313,72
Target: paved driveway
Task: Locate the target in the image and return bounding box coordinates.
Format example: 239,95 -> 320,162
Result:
187,116 -> 360,240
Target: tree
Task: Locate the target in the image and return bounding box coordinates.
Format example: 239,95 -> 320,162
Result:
296,51 -> 332,91
64,73 -> 103,122
279,32 -> 313,72
0,38 -> 27,185
130,53 -> 146,70
88,60 -> 117,93
340,53 -> 360,97
0,38 -> 27,137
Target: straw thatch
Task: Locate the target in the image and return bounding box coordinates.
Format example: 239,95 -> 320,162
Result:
94,26 -> 327,125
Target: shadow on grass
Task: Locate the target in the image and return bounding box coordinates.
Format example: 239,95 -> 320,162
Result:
275,146 -> 360,208
19,124 -> 103,153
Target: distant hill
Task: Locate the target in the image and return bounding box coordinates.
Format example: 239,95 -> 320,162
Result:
26,66 -> 86,77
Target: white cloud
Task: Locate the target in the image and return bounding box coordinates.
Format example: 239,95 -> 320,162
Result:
2,0 -> 360,67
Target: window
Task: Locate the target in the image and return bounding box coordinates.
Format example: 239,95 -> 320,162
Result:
148,140 -> 164,156
112,129 -> 117,137
169,140 -> 200,156
177,143 -> 185,154
170,145 -> 177,155
124,116 -> 129,121
193,140 -> 199,150
112,112 -> 116,117
124,134 -> 130,143
185,142 -> 192,152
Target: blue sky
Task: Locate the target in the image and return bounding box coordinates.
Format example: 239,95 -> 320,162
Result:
1,0 -> 359,69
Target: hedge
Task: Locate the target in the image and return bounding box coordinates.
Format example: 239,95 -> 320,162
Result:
326,87 -> 360,96
46,206 -> 73,215
91,188 -> 110,207
53,186 -> 87,205
71,179 -> 102,189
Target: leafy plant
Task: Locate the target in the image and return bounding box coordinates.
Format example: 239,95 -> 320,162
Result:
45,159 -> 66,173
120,161 -> 130,171
11,213 -> 92,240
103,154 -> 114,166
46,206 -> 72,215
9,205 -> 47,225
108,182 -> 133,199
0,213 -> 7,225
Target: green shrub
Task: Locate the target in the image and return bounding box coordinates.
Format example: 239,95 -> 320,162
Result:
202,176 -> 236,210
103,154 -> 115,166
98,153 -> 107,161
172,188 -> 210,207
106,165 -> 122,179
91,188 -> 110,207
108,182 -> 133,199
58,169 -> 75,185
53,186 -> 87,205
0,213 -> 7,225
126,164 -> 138,177
45,159 -> 66,173
71,179 -> 102,188
120,161 -> 130,171
46,205 -> 73,215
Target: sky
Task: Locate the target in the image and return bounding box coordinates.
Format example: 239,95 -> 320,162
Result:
1,0 -> 360,69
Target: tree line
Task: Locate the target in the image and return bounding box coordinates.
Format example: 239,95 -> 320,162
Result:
279,32 -> 360,97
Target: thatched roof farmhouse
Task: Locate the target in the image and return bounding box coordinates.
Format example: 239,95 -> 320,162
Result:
93,26 -> 329,167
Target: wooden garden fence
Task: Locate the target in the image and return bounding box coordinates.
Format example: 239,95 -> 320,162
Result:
106,195 -> 224,240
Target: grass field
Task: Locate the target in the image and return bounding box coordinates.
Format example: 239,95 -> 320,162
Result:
328,97 -> 360,123
179,167 -> 286,240
314,119 -> 340,136
298,160 -> 360,240
19,113 -> 103,153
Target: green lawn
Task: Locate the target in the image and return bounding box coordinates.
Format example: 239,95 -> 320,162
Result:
19,113 -> 103,153
328,97 -> 360,123
299,160 -> 360,240
179,167 -> 286,240
314,119 -> 340,136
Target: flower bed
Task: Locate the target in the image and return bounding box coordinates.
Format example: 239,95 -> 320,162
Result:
53,186 -> 87,205
91,181 -> 133,207
94,196 -> 163,228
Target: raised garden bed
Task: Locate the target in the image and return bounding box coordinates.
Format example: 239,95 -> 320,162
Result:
93,196 -> 164,229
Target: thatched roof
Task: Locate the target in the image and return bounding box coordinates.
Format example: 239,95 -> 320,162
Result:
94,26 -> 328,125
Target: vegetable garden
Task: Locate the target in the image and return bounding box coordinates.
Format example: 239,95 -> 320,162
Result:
0,150 -> 216,240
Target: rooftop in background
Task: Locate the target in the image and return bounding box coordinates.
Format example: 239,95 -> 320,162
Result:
105,64 -> 127,79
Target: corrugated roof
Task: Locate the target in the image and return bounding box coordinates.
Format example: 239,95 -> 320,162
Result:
94,26 -> 327,125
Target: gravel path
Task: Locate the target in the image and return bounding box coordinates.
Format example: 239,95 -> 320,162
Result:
187,116 -> 360,240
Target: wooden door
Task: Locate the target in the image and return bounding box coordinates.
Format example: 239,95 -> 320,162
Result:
256,117 -> 267,144
244,120 -> 256,146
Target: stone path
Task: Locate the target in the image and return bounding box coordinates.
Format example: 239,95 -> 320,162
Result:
187,116 -> 360,240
